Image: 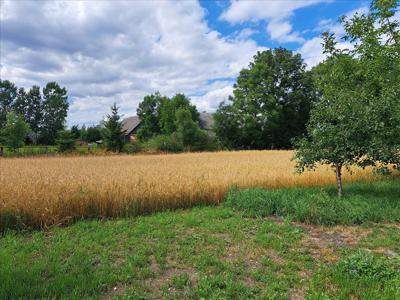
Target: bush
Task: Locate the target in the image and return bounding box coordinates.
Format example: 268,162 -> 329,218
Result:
225,179 -> 400,225
56,130 -> 76,152
122,141 -> 142,154
145,134 -> 183,152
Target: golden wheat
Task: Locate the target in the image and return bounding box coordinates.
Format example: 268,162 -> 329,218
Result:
0,150 -> 377,229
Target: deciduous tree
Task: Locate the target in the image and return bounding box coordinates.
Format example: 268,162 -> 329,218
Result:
41,82 -> 68,144
1,112 -> 30,151
0,80 -> 18,128
214,48 -> 316,149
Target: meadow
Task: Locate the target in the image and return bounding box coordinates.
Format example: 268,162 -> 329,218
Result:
1,150 -> 378,231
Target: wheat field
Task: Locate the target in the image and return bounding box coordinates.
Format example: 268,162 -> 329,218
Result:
0,151 -> 377,230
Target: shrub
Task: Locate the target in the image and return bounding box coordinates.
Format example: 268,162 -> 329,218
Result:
145,134 -> 183,152
122,141 -> 142,154
56,130 -> 76,152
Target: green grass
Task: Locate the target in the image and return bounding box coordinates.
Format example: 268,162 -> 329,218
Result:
225,178 -> 400,225
1,205 -> 399,299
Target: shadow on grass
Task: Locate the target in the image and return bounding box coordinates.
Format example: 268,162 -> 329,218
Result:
225,177 -> 400,226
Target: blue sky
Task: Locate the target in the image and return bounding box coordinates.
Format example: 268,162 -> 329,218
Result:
0,0 -> 376,125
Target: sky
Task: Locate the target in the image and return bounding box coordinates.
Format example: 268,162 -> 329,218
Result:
0,0 -> 373,126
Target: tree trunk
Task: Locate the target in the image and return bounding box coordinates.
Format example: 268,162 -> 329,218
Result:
335,162 -> 343,198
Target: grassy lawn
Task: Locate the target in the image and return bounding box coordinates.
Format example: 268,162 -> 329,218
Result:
1,203 -> 399,299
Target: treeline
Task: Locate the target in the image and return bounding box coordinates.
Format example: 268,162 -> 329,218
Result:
0,80 -> 68,146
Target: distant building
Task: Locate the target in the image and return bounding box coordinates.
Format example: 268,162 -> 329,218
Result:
121,116 -> 141,141
121,112 -> 214,141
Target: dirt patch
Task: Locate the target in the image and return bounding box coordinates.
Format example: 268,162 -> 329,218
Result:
288,288 -> 305,300
266,248 -> 286,265
294,224 -> 372,263
145,266 -> 198,299
100,283 -> 127,300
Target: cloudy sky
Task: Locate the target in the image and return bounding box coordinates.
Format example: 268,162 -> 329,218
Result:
0,0 -> 371,126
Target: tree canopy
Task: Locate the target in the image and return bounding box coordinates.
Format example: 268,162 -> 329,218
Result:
0,112 -> 30,150
214,48 -> 316,150
294,0 -> 400,197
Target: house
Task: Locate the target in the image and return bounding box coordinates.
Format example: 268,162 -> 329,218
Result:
121,112 -> 214,141
121,116 -> 141,141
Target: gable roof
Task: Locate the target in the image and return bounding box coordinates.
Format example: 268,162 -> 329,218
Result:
121,116 -> 140,135
199,112 -> 214,130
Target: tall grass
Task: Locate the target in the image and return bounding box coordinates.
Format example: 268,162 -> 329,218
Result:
226,179 -> 400,225
0,151 -> 378,230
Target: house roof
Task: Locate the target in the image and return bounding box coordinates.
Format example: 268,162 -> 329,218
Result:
121,112 -> 214,136
199,112 -> 214,130
121,116 -> 140,135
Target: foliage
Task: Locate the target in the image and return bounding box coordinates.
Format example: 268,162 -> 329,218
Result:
86,126 -> 102,143
0,112 -> 30,150
14,86 -> 43,141
214,48 -> 316,150
294,0 -> 400,197
145,134 -> 184,152
225,179 -> 400,225
70,125 -> 80,139
56,130 -> 76,152
122,141 -> 142,154
136,92 -> 200,142
0,79 -> 18,128
136,92 -> 165,140
175,108 -> 210,151
40,82 -> 69,145
159,93 -> 199,135
102,103 -> 126,152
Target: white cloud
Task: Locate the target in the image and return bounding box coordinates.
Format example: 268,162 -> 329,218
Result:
220,0 -> 328,43
0,0 -> 264,125
267,20 -> 304,43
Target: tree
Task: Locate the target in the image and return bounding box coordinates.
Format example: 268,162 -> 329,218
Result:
294,55 -> 371,198
294,0 -> 400,197
70,125 -> 80,139
13,87 -> 27,119
136,92 -> 165,140
175,108 -> 207,150
136,92 -> 200,140
340,0 -> 400,172
214,48 -> 316,150
1,112 -> 30,151
86,126 -> 102,143
25,86 -> 43,140
102,103 -> 126,152
56,130 -> 76,152
159,93 -> 199,135
41,82 -> 68,144
0,80 -> 18,128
